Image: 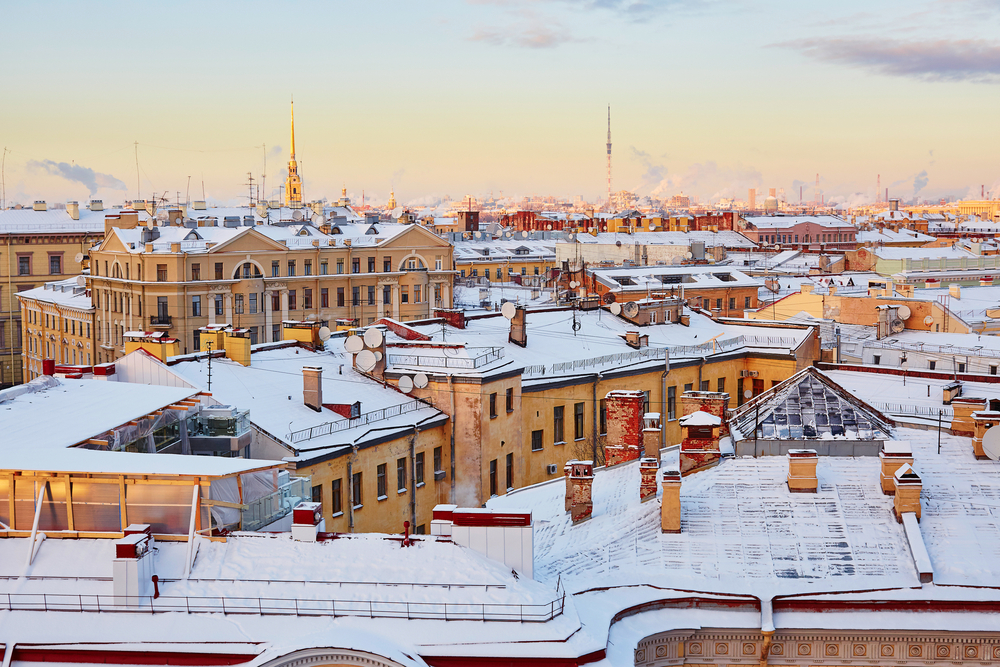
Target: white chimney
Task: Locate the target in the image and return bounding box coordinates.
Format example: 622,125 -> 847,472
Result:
113,524 -> 155,608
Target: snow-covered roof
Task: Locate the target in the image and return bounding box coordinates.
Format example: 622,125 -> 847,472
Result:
857,228 -> 935,244
743,215 -> 852,229
0,205 -> 108,233
590,265 -> 761,291
453,239 -> 556,262
0,446 -> 281,477
872,246 -> 974,260
573,231 -> 755,248
16,276 -> 93,310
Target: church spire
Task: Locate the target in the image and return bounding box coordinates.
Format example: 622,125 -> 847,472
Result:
290,98 -> 296,160
284,97 -> 303,208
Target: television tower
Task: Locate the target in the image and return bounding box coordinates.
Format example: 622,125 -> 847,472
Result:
606,105 -> 612,209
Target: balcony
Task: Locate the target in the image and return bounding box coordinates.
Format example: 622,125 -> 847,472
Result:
150,314 -> 172,328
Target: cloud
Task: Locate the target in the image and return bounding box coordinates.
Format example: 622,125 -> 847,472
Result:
470,22 -> 581,48
268,145 -> 283,159
913,169 -> 930,195
629,147 -> 668,192
639,159 -> 762,202
776,37 -> 1000,83
27,159 -> 128,195
391,168 -> 406,185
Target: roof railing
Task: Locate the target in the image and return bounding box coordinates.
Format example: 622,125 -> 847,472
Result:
286,399 -> 428,444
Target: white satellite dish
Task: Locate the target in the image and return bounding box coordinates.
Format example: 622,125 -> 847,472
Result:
317,326 -> 332,341
521,231 -> 529,238
685,251 -> 693,259
363,327 -> 384,348
146,220 -> 155,230
256,203 -> 268,218
374,350 -> 383,362
399,375 -> 414,393
610,302 -> 622,315
623,301 -> 640,318
744,389 -> 754,399
356,349 -> 377,372
74,252 -> 85,263
570,281 -> 579,289
312,213 -> 324,225
982,427 -> 1000,460
414,372 -> 429,389
897,305 -> 911,320
391,207 -> 404,219
344,335 -> 365,353
501,302 -> 517,320
292,209 -> 304,221
649,223 -> 656,230
923,315 -> 934,326
672,256 -> 684,265
75,275 -> 86,287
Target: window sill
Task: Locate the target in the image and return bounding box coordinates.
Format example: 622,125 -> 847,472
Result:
506,409 -> 514,414
353,504 -> 363,511
416,482 -> 425,488
531,448 -> 543,453
397,488 -> 407,495
377,495 -> 388,502
330,511 -> 344,519
490,415 -> 498,420
554,441 -> 566,446
574,437 -> 585,442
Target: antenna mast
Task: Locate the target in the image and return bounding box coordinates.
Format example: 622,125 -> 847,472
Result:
606,105 -> 612,210
134,141 -> 140,200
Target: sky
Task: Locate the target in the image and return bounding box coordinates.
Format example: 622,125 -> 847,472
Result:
1,0 -> 999,208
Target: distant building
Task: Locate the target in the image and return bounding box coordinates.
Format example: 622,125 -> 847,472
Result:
739,214 -> 858,251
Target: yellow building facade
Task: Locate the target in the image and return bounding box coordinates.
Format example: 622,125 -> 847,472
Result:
18,276 -> 98,378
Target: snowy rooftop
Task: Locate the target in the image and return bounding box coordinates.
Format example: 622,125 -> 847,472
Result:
590,265 -> 761,291
573,231 -> 755,248
0,205 -> 108,233
0,446 -> 281,477
16,276 -> 93,309
743,215 -> 851,229
872,245 -> 974,260
857,228 -> 935,244
452,239 -> 556,262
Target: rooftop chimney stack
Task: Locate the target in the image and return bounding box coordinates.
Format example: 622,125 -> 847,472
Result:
786,449 -> 819,493
291,501 -> 324,541
604,390 -> 644,466
678,408 -> 723,475
879,441 -> 914,495
642,412 -> 661,458
509,305 -> 527,348
892,464 -> 922,521
568,460 -> 594,524
303,366 -> 323,412
660,468 -> 682,533
972,412 -> 1000,459
640,457 -> 659,502
564,460 -> 576,512
66,201 -> 79,220
679,391 -> 730,436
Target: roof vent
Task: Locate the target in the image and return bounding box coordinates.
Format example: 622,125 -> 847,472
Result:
33,201 -> 47,211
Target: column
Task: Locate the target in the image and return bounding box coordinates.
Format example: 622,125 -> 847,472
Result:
208,293 -> 217,326
392,285 -> 400,320
263,290 -> 273,341
224,295 -> 233,325
281,289 -> 289,324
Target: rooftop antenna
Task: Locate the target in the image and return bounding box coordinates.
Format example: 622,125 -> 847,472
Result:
1,146 -> 6,211
201,175 -> 206,202
205,341 -> 213,391
876,174 -> 880,203
606,105 -> 612,210
186,175 -> 191,207
262,143 -> 267,207
134,141 -> 140,200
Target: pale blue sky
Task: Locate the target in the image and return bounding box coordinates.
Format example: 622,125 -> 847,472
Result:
2,0 -> 998,206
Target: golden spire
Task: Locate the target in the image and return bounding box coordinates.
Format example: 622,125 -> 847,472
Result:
290,97 -> 296,160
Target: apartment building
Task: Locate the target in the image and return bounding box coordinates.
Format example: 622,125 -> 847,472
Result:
87,213 -> 455,360
17,277 -> 96,380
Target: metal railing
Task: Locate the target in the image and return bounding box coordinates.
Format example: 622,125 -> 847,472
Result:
241,476 -> 311,531
286,400 -> 428,444
0,592 -> 566,623
865,339 -> 1000,358
869,402 -> 953,419
388,347 -> 504,370
149,314 -> 172,326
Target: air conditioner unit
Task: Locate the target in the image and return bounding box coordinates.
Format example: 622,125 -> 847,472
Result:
740,370 -> 759,378
546,464 -> 558,475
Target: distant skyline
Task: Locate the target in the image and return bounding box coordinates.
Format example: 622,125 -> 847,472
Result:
2,0 -> 999,207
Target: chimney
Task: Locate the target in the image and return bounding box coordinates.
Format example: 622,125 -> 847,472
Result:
972,412 -> 1000,459
113,524 -> 154,608
624,330 -> 648,349
89,200 -> 104,212
642,412 -> 661,458
879,441 -> 913,495
950,397 -> 986,436
66,201 -> 79,220
435,308 -> 466,330
786,449 -> 818,493
640,457 -> 658,502
291,501 -> 324,541
568,460 -> 594,524
563,460 -> 576,512
193,200 -> 207,210
303,366 -> 323,412
949,284 -> 961,300
33,200 -> 47,211
892,464 -> 922,521
678,408 -> 723,475
660,468 -> 682,533
509,305 -> 527,348
679,390 -> 730,436
604,390 -> 644,466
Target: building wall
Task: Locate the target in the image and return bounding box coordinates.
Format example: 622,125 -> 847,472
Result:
741,219 -> 858,251
456,258 -> 555,283
585,278 -> 760,318
18,293 -> 97,381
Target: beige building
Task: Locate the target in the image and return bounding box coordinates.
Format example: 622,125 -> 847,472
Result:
17,276 -> 97,380
0,200 -> 105,386
87,212 -> 455,361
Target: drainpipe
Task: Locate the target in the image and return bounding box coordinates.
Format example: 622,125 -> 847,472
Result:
758,596 -> 775,666
347,457 -> 355,532
448,374 -> 457,503
409,427 -> 418,530
591,373 -> 600,463
661,367 -> 669,447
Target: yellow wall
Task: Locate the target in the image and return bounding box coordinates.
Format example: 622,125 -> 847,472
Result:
19,294 -> 97,381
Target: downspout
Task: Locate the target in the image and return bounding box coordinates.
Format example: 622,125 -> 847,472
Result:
448,374 -> 457,503
347,457 -> 355,532
661,367 -> 669,447
758,596 -> 775,666
409,427 -> 418,530
591,373 -> 600,463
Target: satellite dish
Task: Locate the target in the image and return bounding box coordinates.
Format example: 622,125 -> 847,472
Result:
256,203 -> 268,218
744,389 -> 753,399
344,335 -> 365,353
363,327 -> 384,348
374,351 -> 383,362
391,207 -> 404,219
570,281 -> 579,289
74,252 -> 85,263
399,375 -> 414,393
75,275 -> 87,287
897,305 -> 911,320
292,210 -> 304,221
610,302 -> 622,315
312,213 -> 324,225
649,223 -> 656,230
414,372 -> 429,389
672,256 -> 684,265
984,426 -> 1000,461
891,319 -> 905,334
923,315 -> 934,326
356,349 -> 377,372
623,301 -> 640,318
501,302 -> 517,319
602,292 -> 616,304
317,326 -> 332,341
615,240 -> 622,248
521,231 -> 529,238
685,251 -> 694,259
146,220 -> 155,230
568,233 -> 575,240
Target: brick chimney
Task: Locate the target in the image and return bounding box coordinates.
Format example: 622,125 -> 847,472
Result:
568,460 -> 594,524
951,397 -> 986,436
679,390 -> 730,436
642,412 -> 661,458
640,457 -> 658,502
563,460 -> 576,512
879,441 -> 913,495
786,449 -> 818,493
660,468 -> 682,533
303,366 -> 323,412
604,390 -> 644,466
972,412 -> 1000,459
678,408 -> 722,476
435,308 -> 466,329
892,464 -> 922,521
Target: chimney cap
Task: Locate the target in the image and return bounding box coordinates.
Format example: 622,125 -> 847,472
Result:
894,462 -> 921,482
678,411 -> 721,427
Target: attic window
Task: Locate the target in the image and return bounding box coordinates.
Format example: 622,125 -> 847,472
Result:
713,273 -> 736,282
184,231 -> 202,240
365,226 -> 379,235
514,247 -> 530,255
613,276 -> 635,286
298,228 -> 310,236
480,249 -> 490,256
330,227 -> 342,234
658,275 -> 683,284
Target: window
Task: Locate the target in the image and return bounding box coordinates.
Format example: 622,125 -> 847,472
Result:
287,261 -> 296,277
434,446 -> 443,476
191,264 -> 201,281
368,286 -> 375,305
496,268 -> 502,279
574,402 -> 585,440
414,286 -> 421,303
337,259 -> 344,274
271,261 -> 280,277
718,377 -> 725,393
472,269 -> 478,277
352,258 -> 360,274
436,257 -> 443,271
320,261 -> 328,275
214,295 -> 224,316
303,289 -> 312,310
235,294 -> 244,314
684,383 -> 693,393
489,459 -> 498,497
352,286 -> 360,306
156,296 -> 168,320
242,262 -> 253,279
157,264 -> 167,282
397,457 -> 406,492
383,285 -> 391,305
715,298 -> 722,310
599,398 -> 607,434
272,323 -> 281,342
332,479 -> 342,515
744,296 -> 751,309
248,326 -> 258,345
534,267 -> 540,275
321,288 -> 329,308
304,259 -> 312,276
506,452 -> 514,491
191,295 -> 201,317
215,263 -> 224,280
337,287 -> 345,307
506,387 -> 514,413
377,464 -> 387,499
752,378 -> 764,396
991,365 -> 997,376
873,355 -> 880,365
643,390 -> 651,414
958,362 -> 966,373
401,287 -> 408,304
729,297 -> 735,310
384,258 -> 391,272
553,406 -> 564,443
415,452 -> 425,485
249,293 -> 258,313
520,267 -> 526,275
49,255 -> 62,275
311,484 -> 323,505
288,290 -> 296,310
368,257 -> 375,273
737,378 -> 745,406
352,472 -> 362,507
531,430 -> 543,451
272,292 -> 280,311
